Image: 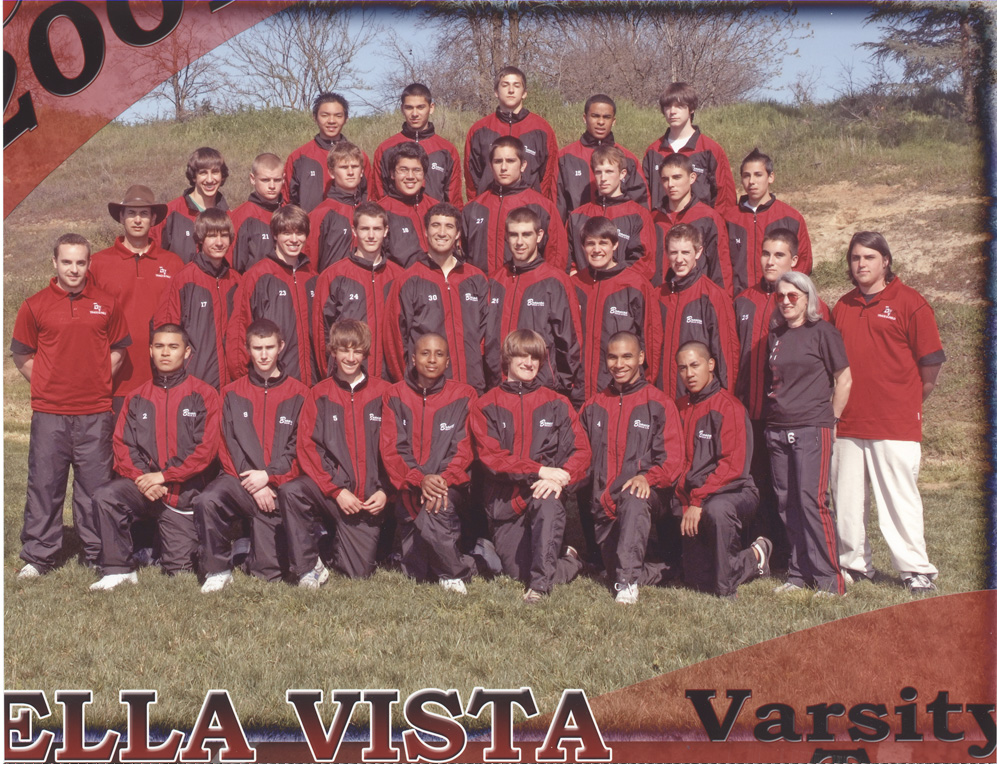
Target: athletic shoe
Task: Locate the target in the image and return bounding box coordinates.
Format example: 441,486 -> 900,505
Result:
813,589 -> 842,599
904,573 -> 937,595
298,559 -> 330,589
472,537 -> 502,575
773,581 -> 803,594
522,589 -> 544,604
614,582 -> 638,604
439,578 -> 467,595
200,571 -> 233,593
751,536 -> 773,578
89,572 -> 138,591
565,545 -> 580,561
17,563 -> 41,580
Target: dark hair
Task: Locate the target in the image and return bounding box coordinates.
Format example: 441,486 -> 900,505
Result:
246,318 -> 284,346
354,201 -> 388,228
489,135 -> 525,163
185,147 -> 228,187
194,208 -> 234,248
665,222 -> 702,251
312,92 -> 349,119
389,141 -> 429,175
494,65 -> 527,90
660,153 -> 695,175
658,82 -> 699,116
608,330 -> 640,349
763,227 -> 799,258
505,206 -> 541,231
270,204 -> 310,238
423,202 -> 460,229
676,340 -> 711,362
53,232 -> 91,260
581,216 -> 618,245
584,94 -> 616,114
401,82 -> 432,104
847,231 -> 895,286
152,323 -> 190,346
741,147 -> 774,175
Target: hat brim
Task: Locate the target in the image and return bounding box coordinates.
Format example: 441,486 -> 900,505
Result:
108,202 -> 168,226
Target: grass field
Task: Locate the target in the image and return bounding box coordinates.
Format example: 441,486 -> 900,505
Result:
3,97 -> 990,732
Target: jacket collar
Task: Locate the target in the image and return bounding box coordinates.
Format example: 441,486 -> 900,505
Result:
152,366 -> 188,389
487,177 -> 530,197
688,376 -> 721,405
666,258 -> 706,293
182,188 -> 228,213
737,193 -> 777,213
499,377 -> 542,395
506,254 -> 544,275
580,131 -> 617,149
314,132 -> 350,152
330,364 -> 370,392
193,249 -> 229,277
401,122 -> 437,141
266,250 -> 311,272
587,260 -> 627,281
608,374 -> 647,396
247,364 -> 287,389
405,366 -> 448,396
495,106 -> 530,125
247,191 -> 282,213
325,184 -> 363,206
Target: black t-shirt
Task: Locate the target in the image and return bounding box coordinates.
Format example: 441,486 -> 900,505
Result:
763,319 -> 849,428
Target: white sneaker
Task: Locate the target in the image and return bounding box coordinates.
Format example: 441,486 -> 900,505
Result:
17,563 -> 42,580
298,559 -> 330,589
90,572 -> 138,591
200,571 -> 233,593
439,578 -> 467,595
773,581 -> 803,594
614,582 -> 638,604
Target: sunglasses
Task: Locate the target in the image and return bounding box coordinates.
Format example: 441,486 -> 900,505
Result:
777,292 -> 803,304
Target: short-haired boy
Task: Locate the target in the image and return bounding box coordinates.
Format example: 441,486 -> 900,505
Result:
372,83 -> 462,208
282,320 -> 392,584
642,82 -> 736,214
307,140 -> 366,272
461,135 -> 568,274
556,93 -> 649,219
378,141 -> 441,268
154,208 -> 242,389
194,319 -> 309,591
229,153 -> 284,273
566,145 -> 657,280
464,66 -> 559,202
153,146 -> 230,263
312,202 -> 401,379
726,148 -> 813,294
285,92 -> 371,212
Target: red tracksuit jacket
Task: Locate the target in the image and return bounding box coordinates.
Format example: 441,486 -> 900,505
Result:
152,190 -> 230,264
556,131 -> 649,220
284,133 -> 371,212
642,127 -> 736,213
652,198 -> 733,294
464,108 -> 559,202
228,193 -> 281,274
567,193 -> 657,279
306,185 -> 365,273
725,194 -> 813,295
372,123 -> 463,208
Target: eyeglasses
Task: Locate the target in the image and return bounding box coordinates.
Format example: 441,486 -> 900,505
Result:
777,292 -> 803,304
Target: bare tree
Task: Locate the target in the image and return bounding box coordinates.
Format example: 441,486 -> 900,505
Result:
139,24 -> 221,121
225,3 -> 383,111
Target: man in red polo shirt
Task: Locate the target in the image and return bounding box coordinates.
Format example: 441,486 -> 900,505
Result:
12,233 -> 131,578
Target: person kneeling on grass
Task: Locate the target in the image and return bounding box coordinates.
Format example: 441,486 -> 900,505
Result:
193,319 -> 309,593
90,325 -> 220,590
280,319 -> 392,586
379,333 -> 486,595
470,330 -> 589,604
674,341 -> 771,599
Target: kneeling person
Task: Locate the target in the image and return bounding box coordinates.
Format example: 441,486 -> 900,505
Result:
471,330 -> 589,602
194,320 -> 308,591
91,325 -> 221,589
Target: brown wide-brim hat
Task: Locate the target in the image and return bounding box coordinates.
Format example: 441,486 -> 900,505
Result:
107,185 -> 168,225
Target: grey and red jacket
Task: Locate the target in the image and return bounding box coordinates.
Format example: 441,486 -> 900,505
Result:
642,127 -> 737,212
153,250 -> 241,390
298,370 -> 390,501
556,131 -> 649,220
725,194 -> 813,295
113,367 -> 221,509
655,260 -> 738,399
572,262 -> 660,400
464,107 -> 559,202
580,376 -> 685,520
226,252 -> 318,386
283,133 -> 371,212
383,253 -> 495,393
487,256 -> 584,407
372,123 -> 463,207
228,192 -> 282,273
567,193 -> 657,279
311,252 -> 402,380
675,377 -> 755,511
652,198 -> 733,293
461,178 -> 568,274
218,367 -> 308,488
471,378 -> 591,512
306,185 -> 364,273
379,186 -> 441,268
734,280 -> 829,420
380,370 -> 477,518
152,190 -> 230,264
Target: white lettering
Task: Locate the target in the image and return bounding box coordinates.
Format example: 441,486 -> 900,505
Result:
464,293 -> 479,302
539,419 -> 554,427
279,416 -> 294,425
609,307 -> 629,317
526,298 -> 545,307
369,413 -> 382,422
439,422 -> 456,432
182,408 -> 197,418
697,430 -> 712,440
632,419 -> 650,430
685,316 -> 703,324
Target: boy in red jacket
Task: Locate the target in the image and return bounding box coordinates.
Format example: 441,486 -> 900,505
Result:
229,153 -> 284,273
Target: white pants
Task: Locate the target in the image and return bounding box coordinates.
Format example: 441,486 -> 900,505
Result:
831,437 -> 937,578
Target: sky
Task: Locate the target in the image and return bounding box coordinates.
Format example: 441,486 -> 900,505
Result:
120,3 -> 900,122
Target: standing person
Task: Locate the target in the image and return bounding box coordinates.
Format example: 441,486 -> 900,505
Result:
90,185 -> 183,408
380,334 -> 480,594
642,82 -> 736,213
674,341 -> 770,599
195,319 -> 308,591
464,66 -> 559,202
312,202 -> 401,380
154,209 -> 241,389
228,153 -> 284,274
765,273 -> 851,596
281,320 -> 391,585
285,92 -> 371,212
580,332 -> 685,603
371,83 -> 462,207
12,233 -> 131,578
378,142 -> 441,268
556,94 -> 648,220
90,325 -> 221,590
152,147 -> 230,263
831,232 -> 946,594
307,141 -> 367,272
471,330 -> 590,602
